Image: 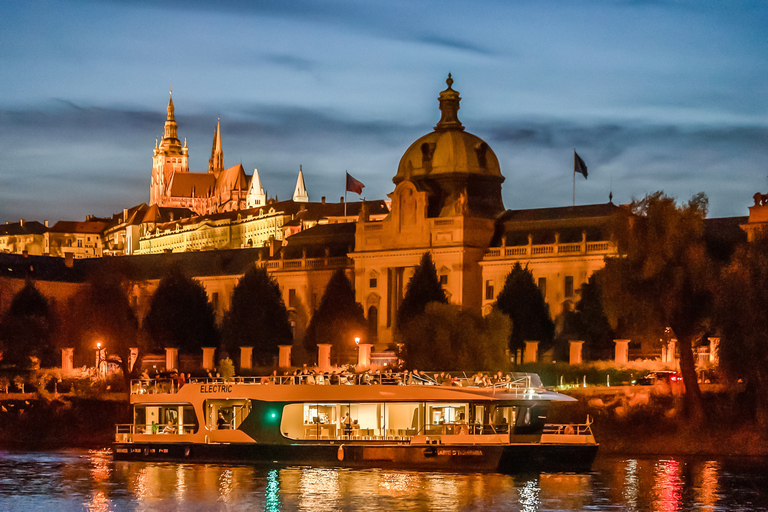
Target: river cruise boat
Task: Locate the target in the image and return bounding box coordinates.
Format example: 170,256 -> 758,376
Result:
113,372 -> 598,473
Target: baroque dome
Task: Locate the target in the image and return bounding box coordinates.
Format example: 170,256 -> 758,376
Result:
393,75 -> 505,218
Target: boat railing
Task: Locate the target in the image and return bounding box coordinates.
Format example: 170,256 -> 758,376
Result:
115,423 -> 199,442
129,372 -> 540,395
542,419 -> 594,437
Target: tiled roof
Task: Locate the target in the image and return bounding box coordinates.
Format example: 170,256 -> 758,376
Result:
0,221 -> 48,236
48,220 -> 109,234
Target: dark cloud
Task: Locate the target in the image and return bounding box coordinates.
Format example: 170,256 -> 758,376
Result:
2,99 -> 767,221
416,35 -> 493,56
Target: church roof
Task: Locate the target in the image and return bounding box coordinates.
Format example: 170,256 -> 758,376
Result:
214,164 -> 249,195
167,172 -> 216,198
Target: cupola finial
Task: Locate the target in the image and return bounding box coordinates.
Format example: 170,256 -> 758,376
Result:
435,74 -> 464,132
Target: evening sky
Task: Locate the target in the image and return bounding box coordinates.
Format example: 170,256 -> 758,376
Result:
1,0 -> 767,222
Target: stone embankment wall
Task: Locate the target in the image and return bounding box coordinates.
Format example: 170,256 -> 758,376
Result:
0,396 -> 129,448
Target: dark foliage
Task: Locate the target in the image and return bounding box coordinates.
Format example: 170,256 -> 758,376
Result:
303,268 -> 366,366
573,271 -> 616,360
602,191 -> 713,419
0,281 -> 56,369
494,262 -> 554,352
396,252 -> 447,331
717,235 -> 768,425
221,266 -> 293,365
401,303 -> 510,371
143,265 -> 218,354
59,265 -> 141,384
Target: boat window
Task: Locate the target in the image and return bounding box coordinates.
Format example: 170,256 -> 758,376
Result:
133,403 -> 198,434
492,406 -> 517,433
422,403 -> 468,436
204,399 -> 251,430
281,402 -> 424,441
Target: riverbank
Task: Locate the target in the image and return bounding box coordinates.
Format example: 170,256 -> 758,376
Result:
551,386 -> 768,457
1,387 -> 765,456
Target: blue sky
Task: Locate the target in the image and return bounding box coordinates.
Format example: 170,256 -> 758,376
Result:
1,0 -> 767,223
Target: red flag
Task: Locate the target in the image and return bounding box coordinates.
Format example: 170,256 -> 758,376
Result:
346,172 -> 365,194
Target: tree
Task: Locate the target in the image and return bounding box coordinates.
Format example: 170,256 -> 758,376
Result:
572,271 -> 616,360
221,266 -> 292,365
303,268 -> 366,366
494,262 -> 554,353
601,192 -> 713,420
59,264 -> 141,386
717,235 -> 768,425
0,281 -> 56,369
401,303 -> 510,371
143,266 -> 218,355
396,252 -> 448,331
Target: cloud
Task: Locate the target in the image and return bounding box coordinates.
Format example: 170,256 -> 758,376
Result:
2,99 -> 766,222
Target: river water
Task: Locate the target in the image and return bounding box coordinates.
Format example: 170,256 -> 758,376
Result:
0,450 -> 766,511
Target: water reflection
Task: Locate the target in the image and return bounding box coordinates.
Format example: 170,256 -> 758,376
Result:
0,451 -> 767,511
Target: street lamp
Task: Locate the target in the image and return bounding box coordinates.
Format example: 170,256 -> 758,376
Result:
96,342 -> 105,379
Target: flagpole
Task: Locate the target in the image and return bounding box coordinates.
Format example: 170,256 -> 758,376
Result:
573,149 -> 576,206
344,171 -> 347,217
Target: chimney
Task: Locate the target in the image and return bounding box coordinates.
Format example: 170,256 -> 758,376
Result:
123,209 -> 128,222
340,196 -> 344,203
321,196 -> 326,204
64,253 -> 74,268
19,219 -> 25,227
44,220 -> 49,228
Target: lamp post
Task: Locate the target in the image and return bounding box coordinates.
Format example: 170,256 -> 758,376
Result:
96,342 -> 105,379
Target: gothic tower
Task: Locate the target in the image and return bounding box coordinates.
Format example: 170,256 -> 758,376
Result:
208,119 -> 224,178
150,91 -> 189,206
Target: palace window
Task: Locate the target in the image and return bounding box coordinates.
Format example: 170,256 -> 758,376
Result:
288,289 -> 297,308
485,280 -> 494,301
369,278 -> 377,288
440,274 -> 448,285
564,276 -> 574,298
537,277 -> 547,299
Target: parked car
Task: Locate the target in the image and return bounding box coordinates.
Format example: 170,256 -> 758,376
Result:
634,371 -> 682,386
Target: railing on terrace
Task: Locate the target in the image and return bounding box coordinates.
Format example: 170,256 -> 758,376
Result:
129,372 -> 538,395
484,240 -> 616,259
260,256 -> 351,271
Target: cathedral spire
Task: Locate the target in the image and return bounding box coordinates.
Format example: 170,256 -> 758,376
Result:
162,89 -> 181,144
434,73 -> 464,132
293,165 -> 309,202
246,168 -> 266,208
208,118 -> 224,176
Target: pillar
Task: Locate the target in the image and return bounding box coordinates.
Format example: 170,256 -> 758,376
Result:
524,341 -> 539,364
614,339 -> 630,365
165,347 -> 178,371
61,348 -> 74,373
240,347 -> 253,370
317,344 -> 332,371
129,347 -> 139,371
202,347 -> 216,370
709,337 -> 720,365
278,345 -> 292,368
666,339 -> 677,363
569,340 -> 584,365
357,343 -> 373,368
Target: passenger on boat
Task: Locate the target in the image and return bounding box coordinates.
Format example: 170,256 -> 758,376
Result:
306,373 -> 316,385
217,413 -> 227,430
177,373 -> 186,389
163,420 -> 175,434
151,421 -> 159,434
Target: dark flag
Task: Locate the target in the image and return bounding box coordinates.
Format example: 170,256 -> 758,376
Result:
346,172 -> 365,194
574,151 -> 588,179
